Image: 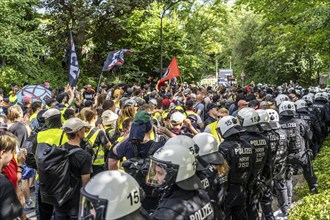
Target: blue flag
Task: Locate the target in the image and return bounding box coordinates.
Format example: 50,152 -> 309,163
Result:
68,31 -> 80,87
102,49 -> 133,72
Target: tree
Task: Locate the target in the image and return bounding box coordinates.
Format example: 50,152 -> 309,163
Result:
0,0 -> 52,89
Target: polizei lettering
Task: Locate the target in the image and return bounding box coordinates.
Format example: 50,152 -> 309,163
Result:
249,139 -> 267,146
189,203 -> 213,220
281,123 -> 297,129
234,147 -> 252,155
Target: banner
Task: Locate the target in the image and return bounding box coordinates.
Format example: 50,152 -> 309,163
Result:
68,31 -> 80,87
17,85 -> 51,106
102,49 -> 134,72
157,57 -> 180,89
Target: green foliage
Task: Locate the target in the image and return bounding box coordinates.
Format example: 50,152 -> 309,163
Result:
231,0 -> 330,86
0,0 -> 48,88
289,136 -> 330,219
289,189 -> 330,220
1,0 -> 329,88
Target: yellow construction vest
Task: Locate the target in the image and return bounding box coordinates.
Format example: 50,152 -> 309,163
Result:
29,112 -> 38,121
9,92 -> 17,104
208,121 -> 222,144
60,107 -> 68,124
37,128 -> 68,146
86,128 -> 105,166
186,110 -> 198,117
114,135 -> 127,171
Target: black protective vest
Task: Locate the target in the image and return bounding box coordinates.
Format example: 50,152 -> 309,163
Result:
262,130 -> 279,174
219,138 -> 253,185
240,132 -> 269,179
273,129 -> 288,179
205,165 -> 228,206
152,187 -> 214,220
279,117 -> 306,152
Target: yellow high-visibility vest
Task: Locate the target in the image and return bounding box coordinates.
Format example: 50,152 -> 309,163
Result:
37,128 -> 68,146
29,112 -> 38,122
208,121 -> 223,144
86,128 -> 105,166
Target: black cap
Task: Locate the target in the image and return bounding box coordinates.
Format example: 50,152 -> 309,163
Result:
186,99 -> 194,108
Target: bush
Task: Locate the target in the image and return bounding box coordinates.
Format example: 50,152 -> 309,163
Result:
289,189 -> 330,220
289,136 -> 330,219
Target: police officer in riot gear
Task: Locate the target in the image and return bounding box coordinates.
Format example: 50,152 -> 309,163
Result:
266,109 -> 291,217
217,115 -> 253,220
147,144 -> 214,220
275,94 -> 290,109
166,135 -> 211,194
257,109 -> 279,220
313,92 -> 330,138
79,170 -> 150,220
295,99 -> 322,158
237,107 -> 270,220
278,101 -> 318,194
301,96 -> 324,156
193,133 -> 229,220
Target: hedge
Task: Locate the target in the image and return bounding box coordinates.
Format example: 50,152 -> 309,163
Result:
289,136 -> 330,220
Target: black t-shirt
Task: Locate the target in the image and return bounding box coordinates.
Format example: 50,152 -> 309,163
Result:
83,91 -> 95,101
0,174 -> 23,219
57,143 -> 92,212
9,121 -> 28,148
115,140 -> 165,160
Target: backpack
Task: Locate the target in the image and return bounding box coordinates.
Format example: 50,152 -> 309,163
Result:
23,131 -> 39,169
24,128 -> 65,169
121,141 -> 159,197
36,143 -> 82,206
81,128 -> 98,159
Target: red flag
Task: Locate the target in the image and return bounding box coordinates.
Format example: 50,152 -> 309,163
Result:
157,57 -> 180,89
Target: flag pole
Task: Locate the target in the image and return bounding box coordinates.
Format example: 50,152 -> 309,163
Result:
179,76 -> 183,84
96,72 -> 103,94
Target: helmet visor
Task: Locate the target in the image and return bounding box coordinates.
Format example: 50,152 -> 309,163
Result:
146,158 -> 179,188
79,188 -> 108,220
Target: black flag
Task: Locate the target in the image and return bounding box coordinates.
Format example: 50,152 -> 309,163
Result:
102,49 -> 133,72
68,31 -> 80,87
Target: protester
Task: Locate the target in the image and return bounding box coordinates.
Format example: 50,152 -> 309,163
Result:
54,118 -> 92,219
0,131 -> 23,219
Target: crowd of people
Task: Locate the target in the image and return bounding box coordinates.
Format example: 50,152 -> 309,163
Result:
0,79 -> 328,220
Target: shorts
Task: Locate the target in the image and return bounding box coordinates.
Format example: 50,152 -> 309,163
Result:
22,164 -> 35,180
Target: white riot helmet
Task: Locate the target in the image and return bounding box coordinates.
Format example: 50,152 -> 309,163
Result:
217,115 -> 245,138
193,133 -> 224,165
275,94 -> 290,107
278,101 -> 296,116
302,95 -> 313,105
237,107 -> 262,133
166,135 -> 199,157
80,170 -> 145,220
256,109 -> 272,131
322,92 -> 329,101
307,93 -> 315,101
146,144 -> 202,191
295,100 -> 308,112
266,109 -> 280,129
165,135 -> 206,170
314,92 -> 327,102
